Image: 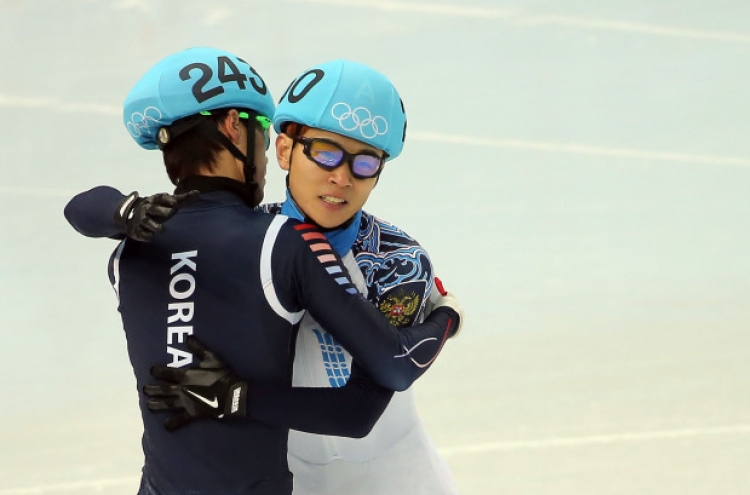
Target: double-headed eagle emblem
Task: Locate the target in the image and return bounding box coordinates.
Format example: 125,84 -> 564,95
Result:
378,290 -> 421,327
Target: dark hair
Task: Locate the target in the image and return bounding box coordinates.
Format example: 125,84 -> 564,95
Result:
162,109 -> 232,185
280,122 -> 308,138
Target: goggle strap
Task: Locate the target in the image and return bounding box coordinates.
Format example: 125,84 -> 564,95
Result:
199,110 -> 270,129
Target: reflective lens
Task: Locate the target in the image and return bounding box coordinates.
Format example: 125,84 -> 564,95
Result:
308,140 -> 344,167
239,112 -> 271,150
199,110 -> 271,150
351,154 -> 382,178
254,115 -> 272,131
296,137 -> 384,179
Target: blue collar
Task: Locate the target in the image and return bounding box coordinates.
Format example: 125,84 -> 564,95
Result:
280,190 -> 361,256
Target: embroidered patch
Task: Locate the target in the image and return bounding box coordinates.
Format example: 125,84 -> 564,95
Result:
377,281 -> 426,327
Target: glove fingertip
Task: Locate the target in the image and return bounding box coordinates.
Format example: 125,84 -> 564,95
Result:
164,412 -> 190,432
150,365 -> 173,379
186,335 -> 208,357
164,421 -> 180,432
173,190 -> 200,208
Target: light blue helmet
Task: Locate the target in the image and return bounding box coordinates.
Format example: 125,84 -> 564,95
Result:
123,46 -> 275,150
273,60 -> 407,160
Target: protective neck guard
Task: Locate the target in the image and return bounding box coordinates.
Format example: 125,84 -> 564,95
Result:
175,176 -> 256,208
280,189 -> 361,256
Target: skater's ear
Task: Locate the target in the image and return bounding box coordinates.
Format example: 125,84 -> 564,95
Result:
276,133 -> 294,172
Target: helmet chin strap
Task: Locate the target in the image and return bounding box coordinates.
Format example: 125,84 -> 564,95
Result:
196,119 -> 259,206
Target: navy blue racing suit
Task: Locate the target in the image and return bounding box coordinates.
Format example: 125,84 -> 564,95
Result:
64,179 -> 458,495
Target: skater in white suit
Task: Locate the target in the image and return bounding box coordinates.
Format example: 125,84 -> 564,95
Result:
266,59 -> 460,495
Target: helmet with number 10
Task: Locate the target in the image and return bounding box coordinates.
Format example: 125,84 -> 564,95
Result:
273,60 -> 407,160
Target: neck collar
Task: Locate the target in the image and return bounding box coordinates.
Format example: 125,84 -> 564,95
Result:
280,190 -> 361,256
175,176 -> 256,207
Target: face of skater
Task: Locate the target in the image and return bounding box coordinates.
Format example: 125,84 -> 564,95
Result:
275,126 -> 385,229
270,60 -> 406,228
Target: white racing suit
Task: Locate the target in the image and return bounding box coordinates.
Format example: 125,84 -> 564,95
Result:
284,207 -> 459,495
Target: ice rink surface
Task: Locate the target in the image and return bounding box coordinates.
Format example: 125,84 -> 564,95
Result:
1,1 -> 749,494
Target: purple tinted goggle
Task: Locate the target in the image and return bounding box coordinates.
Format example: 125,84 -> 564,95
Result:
294,136 -> 385,179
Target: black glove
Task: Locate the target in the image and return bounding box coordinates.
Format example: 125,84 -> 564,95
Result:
143,335 -> 248,432
114,190 -> 199,242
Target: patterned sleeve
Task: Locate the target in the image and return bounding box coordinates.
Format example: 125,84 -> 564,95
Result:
354,214 -> 434,328
270,218 -> 457,392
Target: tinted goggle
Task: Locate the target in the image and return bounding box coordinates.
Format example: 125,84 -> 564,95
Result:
199,111 -> 271,150
293,136 -> 385,179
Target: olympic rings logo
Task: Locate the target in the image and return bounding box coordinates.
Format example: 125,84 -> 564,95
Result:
126,106 -> 163,138
331,103 -> 388,139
